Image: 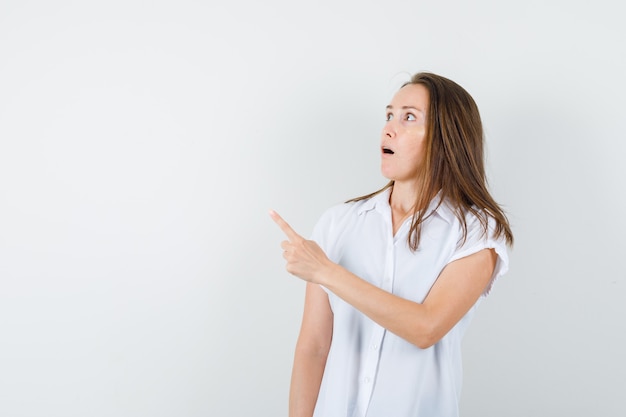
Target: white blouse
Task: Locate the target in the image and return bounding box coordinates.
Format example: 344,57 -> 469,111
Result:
310,188 -> 509,417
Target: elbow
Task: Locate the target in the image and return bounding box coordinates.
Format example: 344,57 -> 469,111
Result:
412,334 -> 439,350
295,332 -> 332,360
409,321 -> 445,350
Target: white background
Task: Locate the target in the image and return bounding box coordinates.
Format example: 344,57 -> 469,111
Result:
1,1 -> 624,416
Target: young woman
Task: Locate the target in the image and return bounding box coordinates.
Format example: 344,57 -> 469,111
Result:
270,72 -> 514,417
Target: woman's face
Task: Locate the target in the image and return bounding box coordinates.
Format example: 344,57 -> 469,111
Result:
380,83 -> 429,183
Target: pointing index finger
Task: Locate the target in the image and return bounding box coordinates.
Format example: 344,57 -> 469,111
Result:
269,210 -> 301,241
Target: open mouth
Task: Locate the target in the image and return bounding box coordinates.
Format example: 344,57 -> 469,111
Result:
383,148 -> 394,154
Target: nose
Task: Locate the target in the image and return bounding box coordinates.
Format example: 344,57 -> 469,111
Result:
382,120 -> 396,139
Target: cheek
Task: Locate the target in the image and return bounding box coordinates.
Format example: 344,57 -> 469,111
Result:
405,122 -> 426,133
407,134 -> 427,157
405,126 -> 426,146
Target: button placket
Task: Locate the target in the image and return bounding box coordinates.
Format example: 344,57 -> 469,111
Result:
355,235 -> 394,416
357,326 -> 385,415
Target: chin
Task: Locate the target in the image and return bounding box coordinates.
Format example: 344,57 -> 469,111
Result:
381,166 -> 401,181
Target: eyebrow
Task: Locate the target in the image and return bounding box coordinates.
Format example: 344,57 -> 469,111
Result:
386,105 -> 426,113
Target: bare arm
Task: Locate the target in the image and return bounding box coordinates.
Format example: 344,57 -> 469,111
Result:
270,210 -> 496,349
320,248 -> 496,348
289,282 -> 333,417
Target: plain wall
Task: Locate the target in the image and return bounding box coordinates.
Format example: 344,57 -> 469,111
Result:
1,0 -> 624,416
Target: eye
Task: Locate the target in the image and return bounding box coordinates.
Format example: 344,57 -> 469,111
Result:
405,113 -> 416,121
385,113 -> 393,121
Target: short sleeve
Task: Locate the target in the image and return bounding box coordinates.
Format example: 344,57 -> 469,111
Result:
309,202 -> 356,263
309,203 -> 352,297
448,212 -> 510,297
310,210 -> 331,253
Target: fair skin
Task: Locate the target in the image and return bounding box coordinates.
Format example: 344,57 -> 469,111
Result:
381,83 -> 429,233
272,84 -> 497,417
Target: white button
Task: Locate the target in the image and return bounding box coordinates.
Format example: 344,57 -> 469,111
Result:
364,377 -> 371,383
372,344 -> 378,350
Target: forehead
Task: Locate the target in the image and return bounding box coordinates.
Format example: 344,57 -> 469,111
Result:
389,83 -> 429,109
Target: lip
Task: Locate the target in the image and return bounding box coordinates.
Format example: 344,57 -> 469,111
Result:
381,146 -> 395,155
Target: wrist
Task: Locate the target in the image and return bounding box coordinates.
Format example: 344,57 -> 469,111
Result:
315,260 -> 340,287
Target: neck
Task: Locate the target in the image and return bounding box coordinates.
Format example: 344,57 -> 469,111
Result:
389,180 -> 420,214
388,180 -> 421,235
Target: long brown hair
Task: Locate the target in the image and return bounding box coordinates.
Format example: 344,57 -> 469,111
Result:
348,72 -> 513,250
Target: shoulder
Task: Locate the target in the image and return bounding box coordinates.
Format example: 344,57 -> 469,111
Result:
436,198 -> 499,240
311,195 -> 377,253
439,199 -> 510,296
313,200 -> 362,235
